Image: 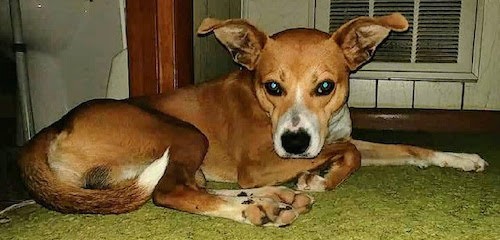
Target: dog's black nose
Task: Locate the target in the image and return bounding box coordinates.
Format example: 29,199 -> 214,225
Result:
281,129 -> 310,155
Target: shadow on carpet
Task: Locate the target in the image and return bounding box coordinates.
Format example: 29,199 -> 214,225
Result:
1,130 -> 499,240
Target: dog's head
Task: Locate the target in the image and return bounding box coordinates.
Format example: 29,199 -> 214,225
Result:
198,14 -> 408,158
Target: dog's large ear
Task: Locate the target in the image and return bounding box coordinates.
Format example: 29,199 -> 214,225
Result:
198,18 -> 268,70
332,13 -> 409,71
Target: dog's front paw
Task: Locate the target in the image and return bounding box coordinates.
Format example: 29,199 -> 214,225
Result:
240,197 -> 298,227
242,186 -> 314,214
296,172 -> 326,192
211,186 -> 315,220
433,152 -> 489,172
267,187 -> 314,214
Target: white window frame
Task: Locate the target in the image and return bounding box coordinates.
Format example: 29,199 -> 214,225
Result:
314,0 -> 484,82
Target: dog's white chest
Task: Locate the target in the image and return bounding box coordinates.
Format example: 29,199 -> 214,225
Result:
326,105 -> 352,143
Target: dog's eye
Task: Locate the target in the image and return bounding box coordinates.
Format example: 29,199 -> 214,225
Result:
264,81 -> 283,96
315,81 -> 335,96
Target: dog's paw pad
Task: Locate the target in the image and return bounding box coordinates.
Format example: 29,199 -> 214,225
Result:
296,172 -> 326,192
268,186 -> 296,204
252,186 -> 314,214
291,192 -> 314,214
241,198 -> 298,227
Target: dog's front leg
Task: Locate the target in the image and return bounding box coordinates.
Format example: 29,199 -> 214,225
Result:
237,142 -> 359,191
297,142 -> 361,191
153,162 -> 314,227
152,138 -> 309,227
351,139 -> 488,172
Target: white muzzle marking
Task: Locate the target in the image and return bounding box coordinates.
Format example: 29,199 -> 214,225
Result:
273,101 -> 323,158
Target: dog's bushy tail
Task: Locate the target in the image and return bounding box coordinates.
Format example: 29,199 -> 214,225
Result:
18,128 -> 169,214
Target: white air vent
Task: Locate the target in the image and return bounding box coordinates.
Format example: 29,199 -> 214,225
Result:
321,0 -> 483,81
416,0 -> 461,63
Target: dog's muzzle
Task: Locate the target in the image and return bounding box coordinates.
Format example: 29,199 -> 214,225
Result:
280,128 -> 311,155
273,103 -> 322,158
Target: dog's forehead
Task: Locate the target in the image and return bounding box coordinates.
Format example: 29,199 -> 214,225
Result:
258,28 -> 345,78
269,28 -> 334,54
271,28 -> 331,42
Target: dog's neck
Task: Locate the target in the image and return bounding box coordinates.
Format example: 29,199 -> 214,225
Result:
325,104 -> 352,143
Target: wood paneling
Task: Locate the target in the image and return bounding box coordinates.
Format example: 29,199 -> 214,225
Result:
351,108 -> 500,133
126,0 -> 193,97
157,0 -> 193,93
126,0 -> 158,97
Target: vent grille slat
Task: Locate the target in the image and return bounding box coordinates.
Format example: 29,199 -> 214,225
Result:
329,0 -> 462,64
416,0 -> 461,63
329,0 -> 370,32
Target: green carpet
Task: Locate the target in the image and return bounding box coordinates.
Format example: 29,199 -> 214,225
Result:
1,130 -> 499,240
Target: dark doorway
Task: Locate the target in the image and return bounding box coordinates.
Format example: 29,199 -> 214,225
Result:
0,56 -> 29,209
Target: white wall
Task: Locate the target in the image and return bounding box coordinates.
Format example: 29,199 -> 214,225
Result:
0,0 -> 126,132
107,0 -> 129,100
464,0 -> 500,110
241,0 -> 315,34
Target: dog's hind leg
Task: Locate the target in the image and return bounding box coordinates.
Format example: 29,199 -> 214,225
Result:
151,131 -> 308,227
350,139 -> 488,172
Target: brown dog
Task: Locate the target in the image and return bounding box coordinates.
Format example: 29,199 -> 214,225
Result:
18,13 -> 487,227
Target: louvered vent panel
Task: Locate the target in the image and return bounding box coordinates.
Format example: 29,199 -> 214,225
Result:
373,0 -> 414,62
416,0 -> 461,63
329,0 -> 369,33
329,0 -> 463,64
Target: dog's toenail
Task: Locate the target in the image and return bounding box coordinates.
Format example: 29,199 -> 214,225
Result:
241,199 -> 254,205
260,215 -> 271,225
237,191 -> 248,197
281,205 -> 292,210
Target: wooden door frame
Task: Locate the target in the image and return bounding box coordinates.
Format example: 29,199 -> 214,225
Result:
126,0 -> 193,97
